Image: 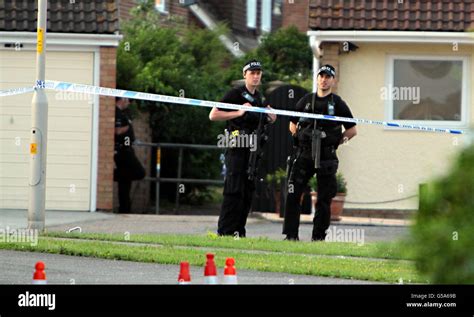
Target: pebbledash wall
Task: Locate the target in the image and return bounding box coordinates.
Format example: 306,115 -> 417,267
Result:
321,42 -> 473,213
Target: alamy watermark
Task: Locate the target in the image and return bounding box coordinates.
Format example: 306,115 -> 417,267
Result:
18,291 -> 55,311
217,130 -> 257,152
54,90 -> 94,104
0,226 -> 39,246
380,85 -> 420,104
325,226 -> 365,246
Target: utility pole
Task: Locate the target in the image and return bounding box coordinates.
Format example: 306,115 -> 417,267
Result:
28,0 -> 48,231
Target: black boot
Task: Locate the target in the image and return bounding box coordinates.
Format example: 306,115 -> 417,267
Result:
311,232 -> 326,242
284,235 -> 299,241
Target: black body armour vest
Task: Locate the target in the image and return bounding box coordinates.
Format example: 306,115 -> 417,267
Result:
296,94 -> 343,149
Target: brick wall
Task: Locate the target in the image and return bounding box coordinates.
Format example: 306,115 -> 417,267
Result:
282,0 -> 309,32
232,0 -> 249,35
119,0 -> 197,26
169,0 -> 191,21
96,47 -> 117,211
272,0 -> 283,31
206,0 -> 233,21
113,111 -> 152,213
148,0 -> 203,29
130,111 -> 152,213
169,0 -> 202,27
119,0 -> 138,22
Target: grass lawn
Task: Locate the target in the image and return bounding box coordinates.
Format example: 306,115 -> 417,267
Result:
43,231 -> 417,260
0,232 -> 427,284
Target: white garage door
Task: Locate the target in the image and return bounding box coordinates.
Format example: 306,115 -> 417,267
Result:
0,50 -> 94,210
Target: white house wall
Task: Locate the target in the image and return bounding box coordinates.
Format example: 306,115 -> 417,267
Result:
336,43 -> 472,211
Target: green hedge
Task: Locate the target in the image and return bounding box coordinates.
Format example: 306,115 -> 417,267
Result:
412,144 -> 474,283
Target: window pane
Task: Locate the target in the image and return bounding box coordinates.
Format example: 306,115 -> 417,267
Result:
155,0 -> 166,13
261,0 -> 272,32
393,59 -> 462,121
247,0 -> 257,29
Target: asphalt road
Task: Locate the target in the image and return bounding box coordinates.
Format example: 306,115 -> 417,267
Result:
0,250 -> 379,285
0,210 -> 406,285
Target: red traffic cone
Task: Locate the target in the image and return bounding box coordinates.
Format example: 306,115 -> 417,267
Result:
223,258 -> 238,284
33,261 -> 47,284
204,253 -> 218,284
178,262 -> 191,285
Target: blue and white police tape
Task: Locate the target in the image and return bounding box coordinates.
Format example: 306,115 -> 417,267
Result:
0,86 -> 35,97
44,80 -> 465,135
0,80 -> 466,135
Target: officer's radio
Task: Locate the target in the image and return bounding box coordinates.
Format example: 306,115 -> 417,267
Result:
241,91 -> 255,104
328,100 -> 335,116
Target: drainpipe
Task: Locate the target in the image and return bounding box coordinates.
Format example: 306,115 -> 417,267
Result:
309,34 -> 322,93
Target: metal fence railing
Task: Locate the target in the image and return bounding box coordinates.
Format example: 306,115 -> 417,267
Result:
135,142 -> 224,214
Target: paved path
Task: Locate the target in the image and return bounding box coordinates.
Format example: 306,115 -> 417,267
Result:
1,209 -> 409,242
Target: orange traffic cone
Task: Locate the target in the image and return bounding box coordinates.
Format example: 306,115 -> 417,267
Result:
204,253 -> 218,284
178,262 -> 191,285
223,257 -> 238,284
33,261 -> 47,284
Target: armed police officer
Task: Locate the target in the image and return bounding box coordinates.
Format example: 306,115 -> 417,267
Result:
114,97 -> 145,213
283,64 -> 357,241
209,60 -> 276,237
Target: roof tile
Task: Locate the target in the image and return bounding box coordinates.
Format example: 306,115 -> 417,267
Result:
309,0 -> 474,31
0,0 -> 119,34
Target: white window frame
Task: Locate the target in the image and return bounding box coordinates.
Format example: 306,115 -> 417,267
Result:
155,0 -> 168,14
261,0 -> 272,33
384,54 -> 470,130
247,0 -> 257,29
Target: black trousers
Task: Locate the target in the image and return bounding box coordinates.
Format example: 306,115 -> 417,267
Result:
114,148 -> 145,213
118,180 -> 132,213
218,149 -> 255,237
283,149 -> 338,240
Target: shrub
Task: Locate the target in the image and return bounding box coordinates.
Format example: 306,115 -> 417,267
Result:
309,172 -> 347,194
117,1 -> 230,204
411,145 -> 474,283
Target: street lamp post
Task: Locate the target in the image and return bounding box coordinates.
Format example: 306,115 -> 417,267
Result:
28,0 -> 48,231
